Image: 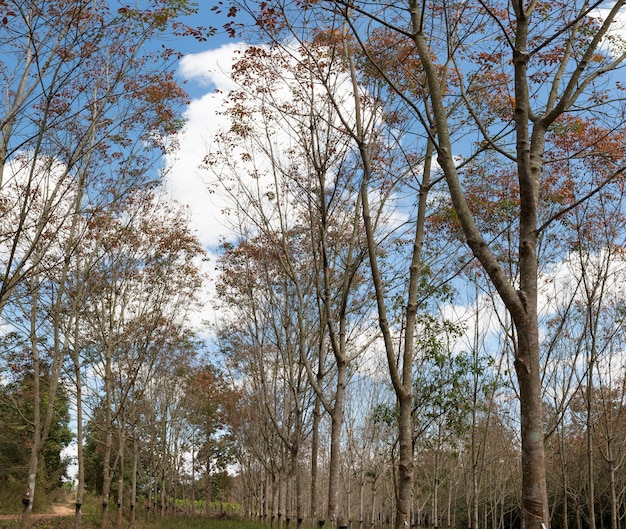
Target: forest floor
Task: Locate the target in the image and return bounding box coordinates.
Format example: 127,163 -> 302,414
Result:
0,502 -> 75,519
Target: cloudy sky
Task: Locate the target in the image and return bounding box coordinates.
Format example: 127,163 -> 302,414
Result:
165,42 -> 245,249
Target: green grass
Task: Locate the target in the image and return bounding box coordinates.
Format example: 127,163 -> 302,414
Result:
151,519 -> 268,529
0,514 -> 271,529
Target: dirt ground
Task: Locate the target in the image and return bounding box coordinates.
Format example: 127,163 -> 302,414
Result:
0,502 -> 75,520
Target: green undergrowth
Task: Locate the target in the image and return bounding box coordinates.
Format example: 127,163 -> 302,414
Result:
0,516 -> 273,529
150,518 -> 270,529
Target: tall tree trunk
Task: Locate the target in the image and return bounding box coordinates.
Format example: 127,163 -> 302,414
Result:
310,393 -> 321,521
20,287 -> 42,529
74,346 -> 84,529
20,273 -> 61,529
295,452 -> 303,528
116,429 -> 125,529
190,441 -> 196,517
559,422 -> 568,529
160,469 -> 166,519
349,42 -> 434,526
407,5 -> 550,529
20,442 -> 40,529
327,360 -> 346,522
586,376 -> 596,529
130,436 -> 138,525
608,450 -> 617,529
205,458 -> 212,516
100,351 -> 113,529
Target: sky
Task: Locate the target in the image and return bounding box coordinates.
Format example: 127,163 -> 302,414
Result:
165,42 -> 245,248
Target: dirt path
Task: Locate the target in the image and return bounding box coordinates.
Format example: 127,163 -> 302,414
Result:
0,503 -> 75,520
50,503 -> 75,516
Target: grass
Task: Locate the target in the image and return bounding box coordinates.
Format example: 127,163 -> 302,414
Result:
153,519 -> 269,529
0,514 -> 272,529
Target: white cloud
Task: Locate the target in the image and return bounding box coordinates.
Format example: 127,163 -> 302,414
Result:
595,5 -> 626,55
178,42 -> 247,91
165,43 -> 249,249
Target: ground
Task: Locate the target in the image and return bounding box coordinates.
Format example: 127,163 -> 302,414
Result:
0,502 -> 75,520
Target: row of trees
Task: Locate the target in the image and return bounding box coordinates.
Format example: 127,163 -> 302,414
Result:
4,3 -> 626,529
205,1 -> 626,529
0,2 -> 237,529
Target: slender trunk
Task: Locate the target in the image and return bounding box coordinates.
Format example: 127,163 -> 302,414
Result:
160,417 -> 167,519
359,475 -> 364,529
295,452 -> 303,528
370,479 -> 376,528
190,435 -> 196,516
20,274 -> 47,529
432,446 -> 439,529
327,360 -> 347,522
587,367 -> 596,529
278,466 -> 284,529
271,472 -> 278,529
310,393 -> 321,520
555,416 -> 568,529
130,436 -> 138,525
447,479 -> 452,529
261,472 -> 266,523
346,466 -> 352,525
160,469 -> 166,519
285,462 -> 292,529
205,458 -> 212,515
20,449 -> 39,529
608,453 -> 617,529
23,274 -> 79,529
407,4 -> 550,528
354,83 -> 432,529
472,446 -> 479,529
116,429 -> 125,529
100,354 -> 113,529
75,350 -> 84,529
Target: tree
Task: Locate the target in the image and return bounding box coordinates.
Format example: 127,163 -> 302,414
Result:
185,363 -> 237,516
0,358 -> 72,510
0,0 -> 198,316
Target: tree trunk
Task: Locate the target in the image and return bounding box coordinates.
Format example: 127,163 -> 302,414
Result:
407,5 -> 550,529
205,459 -> 212,515
74,347 -> 84,529
515,325 -> 549,529
586,360 -> 596,529
160,469 -> 166,519
310,393 -> 321,520
352,65 -> 433,529
100,353 -> 113,529
20,273 -> 62,529
20,296 -> 42,529
20,450 -> 39,529
608,453 -> 617,529
116,428 -> 125,529
327,360 -> 347,522
130,436 -> 138,525
190,434 -> 196,517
